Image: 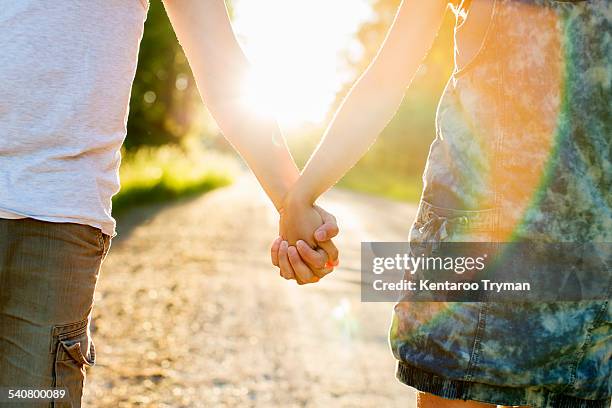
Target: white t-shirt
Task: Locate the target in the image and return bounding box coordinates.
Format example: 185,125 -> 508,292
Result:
0,1 -> 149,237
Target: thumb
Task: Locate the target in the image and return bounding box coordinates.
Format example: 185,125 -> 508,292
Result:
313,206 -> 339,242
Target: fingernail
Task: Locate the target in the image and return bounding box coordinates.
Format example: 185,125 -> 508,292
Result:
288,246 -> 297,256
315,231 -> 326,241
280,241 -> 288,250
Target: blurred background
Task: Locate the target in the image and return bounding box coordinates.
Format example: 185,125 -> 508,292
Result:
86,1 -> 458,406
114,0 -> 455,213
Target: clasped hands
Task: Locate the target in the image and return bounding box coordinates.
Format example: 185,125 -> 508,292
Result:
270,189 -> 339,284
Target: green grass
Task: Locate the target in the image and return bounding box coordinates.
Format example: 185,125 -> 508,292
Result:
112,138 -> 422,216
112,145 -> 237,214
337,165 -> 423,203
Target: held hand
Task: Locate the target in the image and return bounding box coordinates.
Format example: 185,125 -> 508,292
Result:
276,196 -> 325,284
278,195 -> 322,248
271,205 -> 340,284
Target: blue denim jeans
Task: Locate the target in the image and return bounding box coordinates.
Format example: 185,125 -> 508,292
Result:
0,218 -> 110,407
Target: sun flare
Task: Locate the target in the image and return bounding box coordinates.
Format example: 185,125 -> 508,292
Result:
232,0 -> 374,128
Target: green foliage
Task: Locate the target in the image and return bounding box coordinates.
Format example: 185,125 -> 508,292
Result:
112,145 -> 237,214
116,1 -> 237,213
125,0 -> 202,150
337,166 -> 423,202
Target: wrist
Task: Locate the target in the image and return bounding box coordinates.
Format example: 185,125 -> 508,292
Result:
279,186 -> 312,215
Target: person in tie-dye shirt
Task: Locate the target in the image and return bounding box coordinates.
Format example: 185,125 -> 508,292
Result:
272,0 -> 611,407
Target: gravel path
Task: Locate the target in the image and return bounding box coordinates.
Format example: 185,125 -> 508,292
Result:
83,174 -> 418,407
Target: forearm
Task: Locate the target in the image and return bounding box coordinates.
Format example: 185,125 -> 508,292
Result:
291,67 -> 407,204
291,0 -> 448,204
203,92 -> 300,210
163,0 -> 299,209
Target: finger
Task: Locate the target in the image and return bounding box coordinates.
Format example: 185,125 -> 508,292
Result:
296,240 -> 326,270
278,241 -> 296,281
295,241 -> 333,279
270,237 -> 281,267
313,247 -> 334,278
313,206 -> 339,242
288,246 -> 318,284
316,265 -> 334,279
317,240 -> 339,266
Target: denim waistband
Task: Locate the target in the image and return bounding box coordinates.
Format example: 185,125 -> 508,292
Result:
416,201 -> 499,234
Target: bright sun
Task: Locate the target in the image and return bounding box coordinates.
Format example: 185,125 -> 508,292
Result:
232,0 -> 374,128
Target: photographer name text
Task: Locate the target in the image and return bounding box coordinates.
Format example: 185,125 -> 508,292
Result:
372,279 -> 531,292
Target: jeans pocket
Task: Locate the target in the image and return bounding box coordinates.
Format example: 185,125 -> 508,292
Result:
409,200 -> 497,257
99,232 -> 112,260
51,318 -> 95,408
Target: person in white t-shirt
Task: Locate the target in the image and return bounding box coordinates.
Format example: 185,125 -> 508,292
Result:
0,1 -> 338,406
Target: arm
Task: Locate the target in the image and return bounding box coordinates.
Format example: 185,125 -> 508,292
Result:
287,0 -> 449,207
275,0 -> 449,273
164,0 -> 339,283
162,0 -> 298,209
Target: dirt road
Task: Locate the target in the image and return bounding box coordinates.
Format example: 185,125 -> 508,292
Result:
83,174 -> 418,407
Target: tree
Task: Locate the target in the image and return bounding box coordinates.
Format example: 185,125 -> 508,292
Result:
125,0 -> 202,150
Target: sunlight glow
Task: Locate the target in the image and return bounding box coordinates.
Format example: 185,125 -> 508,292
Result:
232,0 -> 374,128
